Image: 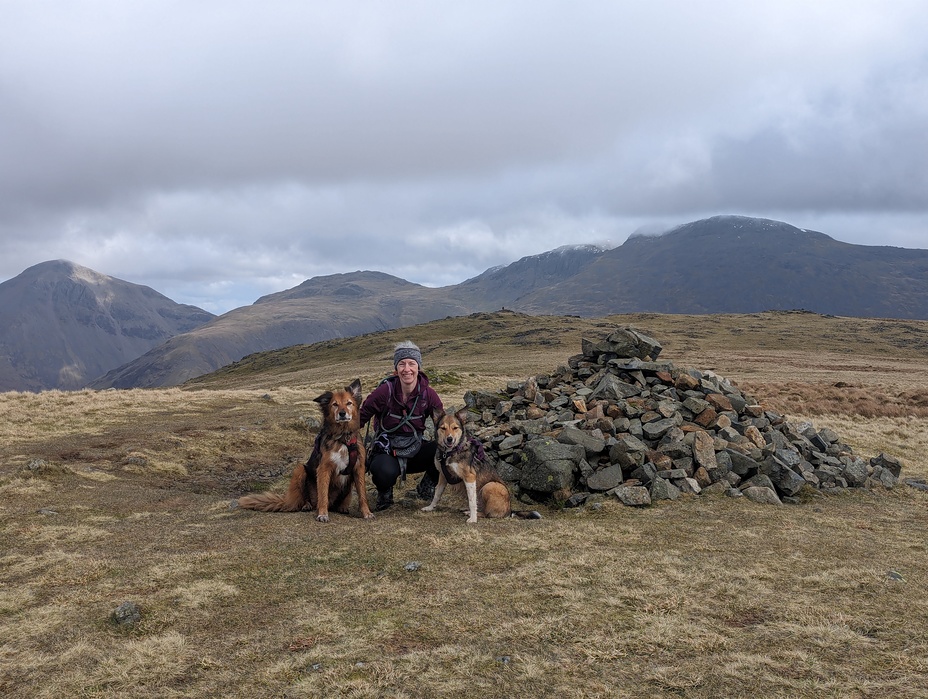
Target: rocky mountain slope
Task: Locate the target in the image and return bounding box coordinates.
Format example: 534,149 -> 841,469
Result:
8,216 -> 928,392
452,244 -> 608,307
96,216 -> 928,390
0,260 -> 214,391
87,247 -> 615,389
87,271 -> 476,389
515,216 -> 928,317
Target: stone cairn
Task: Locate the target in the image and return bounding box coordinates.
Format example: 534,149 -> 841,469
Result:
461,327 -> 904,507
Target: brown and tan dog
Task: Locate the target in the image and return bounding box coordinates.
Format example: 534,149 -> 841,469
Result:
422,409 -> 541,523
236,379 -> 373,522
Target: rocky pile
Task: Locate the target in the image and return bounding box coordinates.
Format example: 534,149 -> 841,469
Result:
462,327 -> 904,507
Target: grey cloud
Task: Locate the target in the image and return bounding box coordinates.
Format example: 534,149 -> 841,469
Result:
2,2 -> 928,313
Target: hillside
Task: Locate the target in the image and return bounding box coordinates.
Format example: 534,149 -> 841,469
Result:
87,271 -> 475,389
9,215 -> 928,392
2,311 -> 928,697
87,248 -> 609,390
93,216 -> 928,390
0,260 -> 214,391
452,244 -> 608,307
185,309 -> 928,398
515,216 -> 928,317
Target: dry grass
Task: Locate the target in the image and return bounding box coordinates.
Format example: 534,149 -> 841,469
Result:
744,381 -> 928,419
2,311 -> 928,698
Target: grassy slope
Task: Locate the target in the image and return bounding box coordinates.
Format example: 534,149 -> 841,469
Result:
2,310 -> 928,698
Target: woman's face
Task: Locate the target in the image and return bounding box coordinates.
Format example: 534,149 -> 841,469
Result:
395,358 -> 419,389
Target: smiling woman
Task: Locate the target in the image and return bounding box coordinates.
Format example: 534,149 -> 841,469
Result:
360,341 -> 444,511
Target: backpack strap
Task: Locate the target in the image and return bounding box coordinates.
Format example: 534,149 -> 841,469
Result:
377,377 -> 421,434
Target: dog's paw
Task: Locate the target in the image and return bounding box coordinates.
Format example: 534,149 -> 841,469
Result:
316,514 -> 330,523
421,505 -> 435,512
363,511 -> 375,520
466,516 -> 478,524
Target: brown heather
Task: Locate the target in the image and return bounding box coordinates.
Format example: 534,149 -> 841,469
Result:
745,381 -> 928,419
1,311 -> 928,698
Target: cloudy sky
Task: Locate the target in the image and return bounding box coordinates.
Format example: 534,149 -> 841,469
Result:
2,1 -> 926,314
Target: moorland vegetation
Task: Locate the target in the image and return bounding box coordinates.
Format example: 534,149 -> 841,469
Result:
2,310 -> 927,698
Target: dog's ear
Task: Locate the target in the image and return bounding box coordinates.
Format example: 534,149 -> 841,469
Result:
313,390 -> 333,409
455,408 -> 470,425
346,379 -> 362,402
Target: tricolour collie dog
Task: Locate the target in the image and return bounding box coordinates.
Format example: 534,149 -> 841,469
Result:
422,409 -> 541,523
236,379 -> 373,522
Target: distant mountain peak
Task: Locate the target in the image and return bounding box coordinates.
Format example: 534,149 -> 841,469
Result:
625,215 -> 834,246
254,269 -> 422,304
24,259 -> 131,288
0,260 -> 214,391
515,214 -> 928,318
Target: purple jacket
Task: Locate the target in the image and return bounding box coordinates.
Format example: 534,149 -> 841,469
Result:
360,373 -> 443,436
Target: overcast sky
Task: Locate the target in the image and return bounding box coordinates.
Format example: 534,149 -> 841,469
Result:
2,1 -> 926,314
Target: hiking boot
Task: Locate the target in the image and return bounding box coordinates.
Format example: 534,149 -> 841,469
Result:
375,488 -> 394,511
416,473 -> 436,501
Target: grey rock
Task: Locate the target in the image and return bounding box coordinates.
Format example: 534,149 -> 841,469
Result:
557,426 -> 606,456
649,477 -> 681,501
677,477 -> 702,495
840,456 -> 869,488
586,464 -> 624,491
577,458 -> 596,480
520,460 -> 577,492
741,474 -> 776,492
519,439 -> 582,493
699,481 -> 729,496
742,486 -> 783,505
726,449 -> 759,477
111,601 -> 142,627
642,418 -> 677,440
499,434 -> 525,451
871,466 -> 898,489
871,453 -> 902,478
589,374 -> 642,401
630,462 -> 658,485
692,430 -> 718,470
609,435 -> 649,468
759,456 -> 806,497
524,439 -> 585,465
611,485 -> 652,507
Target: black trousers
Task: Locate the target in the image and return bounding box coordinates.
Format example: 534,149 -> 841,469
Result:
368,440 -> 439,493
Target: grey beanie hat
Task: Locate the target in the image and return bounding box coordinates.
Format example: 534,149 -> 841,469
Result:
393,341 -> 422,368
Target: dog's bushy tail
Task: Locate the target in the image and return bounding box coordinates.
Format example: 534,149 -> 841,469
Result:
235,464 -> 307,512
236,490 -> 305,512
236,471 -> 306,512
511,510 -> 543,520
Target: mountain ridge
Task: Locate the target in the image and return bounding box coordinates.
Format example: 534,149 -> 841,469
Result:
0,260 -> 214,391
6,215 -> 928,392
515,215 -> 928,317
